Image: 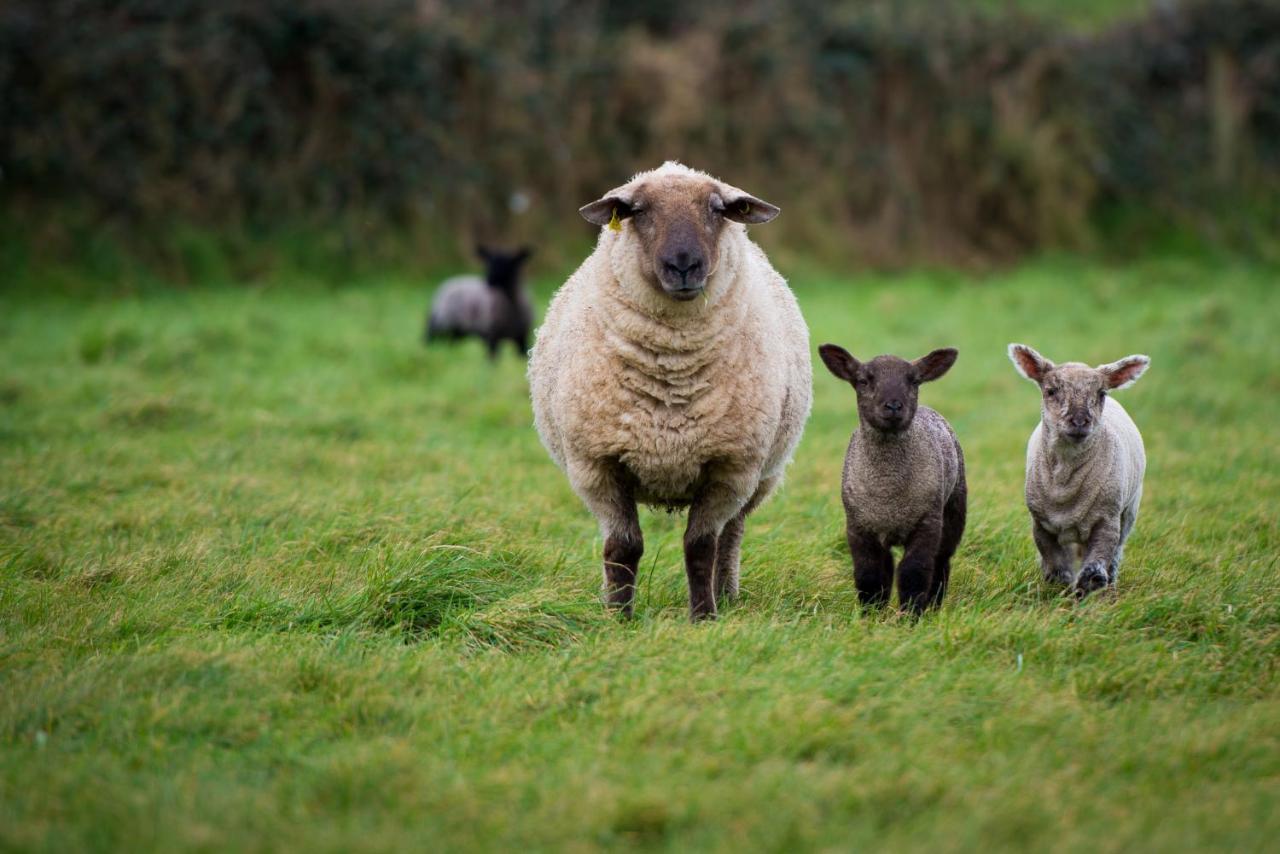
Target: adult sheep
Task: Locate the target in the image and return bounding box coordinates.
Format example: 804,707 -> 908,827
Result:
529,162 -> 812,621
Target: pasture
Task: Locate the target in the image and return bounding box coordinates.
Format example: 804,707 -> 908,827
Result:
2,256 -> 1278,850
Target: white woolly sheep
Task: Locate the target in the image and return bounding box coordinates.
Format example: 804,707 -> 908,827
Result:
426,245 -> 533,359
528,162 -> 812,621
1008,343 -> 1150,596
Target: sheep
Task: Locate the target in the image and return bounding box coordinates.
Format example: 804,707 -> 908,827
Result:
425,245 -> 533,359
528,161 -> 812,622
1007,344 -> 1150,597
818,344 -> 966,613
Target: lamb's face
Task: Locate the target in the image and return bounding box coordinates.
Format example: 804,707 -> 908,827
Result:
1039,364 -> 1109,444
1008,344 -> 1150,446
819,345 -> 959,435
580,166 -> 779,303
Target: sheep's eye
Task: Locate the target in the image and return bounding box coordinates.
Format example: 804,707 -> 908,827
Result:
1045,387 -> 1058,397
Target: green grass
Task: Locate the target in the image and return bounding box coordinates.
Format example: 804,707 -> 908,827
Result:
2,254 -> 1278,851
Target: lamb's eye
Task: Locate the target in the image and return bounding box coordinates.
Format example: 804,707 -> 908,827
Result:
1045,387 -> 1058,397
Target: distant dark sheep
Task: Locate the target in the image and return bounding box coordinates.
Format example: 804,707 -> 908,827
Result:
426,246 -> 533,359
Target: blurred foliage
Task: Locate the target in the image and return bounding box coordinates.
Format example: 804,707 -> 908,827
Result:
1,0 -> 1278,268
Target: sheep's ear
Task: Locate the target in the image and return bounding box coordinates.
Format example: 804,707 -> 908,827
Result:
1008,343 -> 1051,384
819,344 -> 861,384
713,189 -> 780,224
914,348 -> 958,383
1098,354 -> 1150,390
580,190 -> 638,226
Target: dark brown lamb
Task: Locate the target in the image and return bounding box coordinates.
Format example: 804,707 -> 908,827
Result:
819,344 -> 967,613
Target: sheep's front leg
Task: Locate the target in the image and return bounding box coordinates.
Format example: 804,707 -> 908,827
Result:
571,461 -> 644,617
897,513 -> 943,615
1078,517 -> 1121,598
685,473 -> 752,622
1032,520 -> 1075,588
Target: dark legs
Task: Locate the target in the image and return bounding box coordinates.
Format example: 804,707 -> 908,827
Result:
848,527 -> 894,608
932,483 -> 967,607
896,518 -> 942,615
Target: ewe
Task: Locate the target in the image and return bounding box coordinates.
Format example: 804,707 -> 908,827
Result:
1008,344 -> 1150,596
819,345 -> 966,613
529,162 -> 811,621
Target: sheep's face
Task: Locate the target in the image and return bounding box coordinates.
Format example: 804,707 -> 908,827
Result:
477,245 -> 532,295
819,345 -> 958,435
581,171 -> 779,302
1008,344 -> 1150,445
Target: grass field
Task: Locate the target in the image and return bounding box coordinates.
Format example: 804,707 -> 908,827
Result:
2,254 -> 1278,851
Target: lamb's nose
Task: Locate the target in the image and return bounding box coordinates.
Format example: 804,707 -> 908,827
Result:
884,400 -> 904,413
1069,414 -> 1091,429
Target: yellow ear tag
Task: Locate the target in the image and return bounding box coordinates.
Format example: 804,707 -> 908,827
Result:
608,207 -> 621,232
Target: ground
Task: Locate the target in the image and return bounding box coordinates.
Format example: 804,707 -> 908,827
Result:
2,255 -> 1278,851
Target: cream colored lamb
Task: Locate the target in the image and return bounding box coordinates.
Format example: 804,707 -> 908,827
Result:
529,162 -> 812,621
1008,343 -> 1150,597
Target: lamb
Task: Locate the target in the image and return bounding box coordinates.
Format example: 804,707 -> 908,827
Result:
528,161 -> 812,621
425,245 -> 533,359
819,344 -> 966,613
1007,344 -> 1150,597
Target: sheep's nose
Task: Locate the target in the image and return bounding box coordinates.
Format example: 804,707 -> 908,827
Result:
884,400 -> 904,413
1069,414 -> 1092,429
663,256 -> 703,283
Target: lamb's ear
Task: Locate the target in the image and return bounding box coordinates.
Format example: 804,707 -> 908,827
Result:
514,246 -> 534,264
580,189 -> 638,226
1008,343 -> 1051,384
713,188 -> 780,224
914,348 -> 958,383
1098,354 -> 1150,390
818,344 -> 861,383
475,244 -> 492,262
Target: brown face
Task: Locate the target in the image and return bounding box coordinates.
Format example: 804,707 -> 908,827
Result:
819,345 -> 959,434
1008,344 -> 1151,445
581,174 -> 779,302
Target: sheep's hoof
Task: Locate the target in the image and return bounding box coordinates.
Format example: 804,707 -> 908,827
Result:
1042,563 -> 1074,587
1075,562 -> 1110,598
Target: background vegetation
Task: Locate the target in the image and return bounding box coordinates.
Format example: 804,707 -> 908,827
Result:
2,258 -> 1279,850
3,0 -> 1279,272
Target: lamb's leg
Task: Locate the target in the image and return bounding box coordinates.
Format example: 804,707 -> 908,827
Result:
516,334 -> 530,359
848,526 -> 893,608
897,513 -> 943,615
932,482 -> 967,608
1112,487 -> 1141,584
685,473 -> 753,622
1032,520 -> 1075,587
713,476 -> 776,606
485,337 -> 501,361
1078,517 -> 1121,598
573,462 -> 643,617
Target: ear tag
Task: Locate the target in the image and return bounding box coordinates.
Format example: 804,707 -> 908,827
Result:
608,207 -> 621,231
